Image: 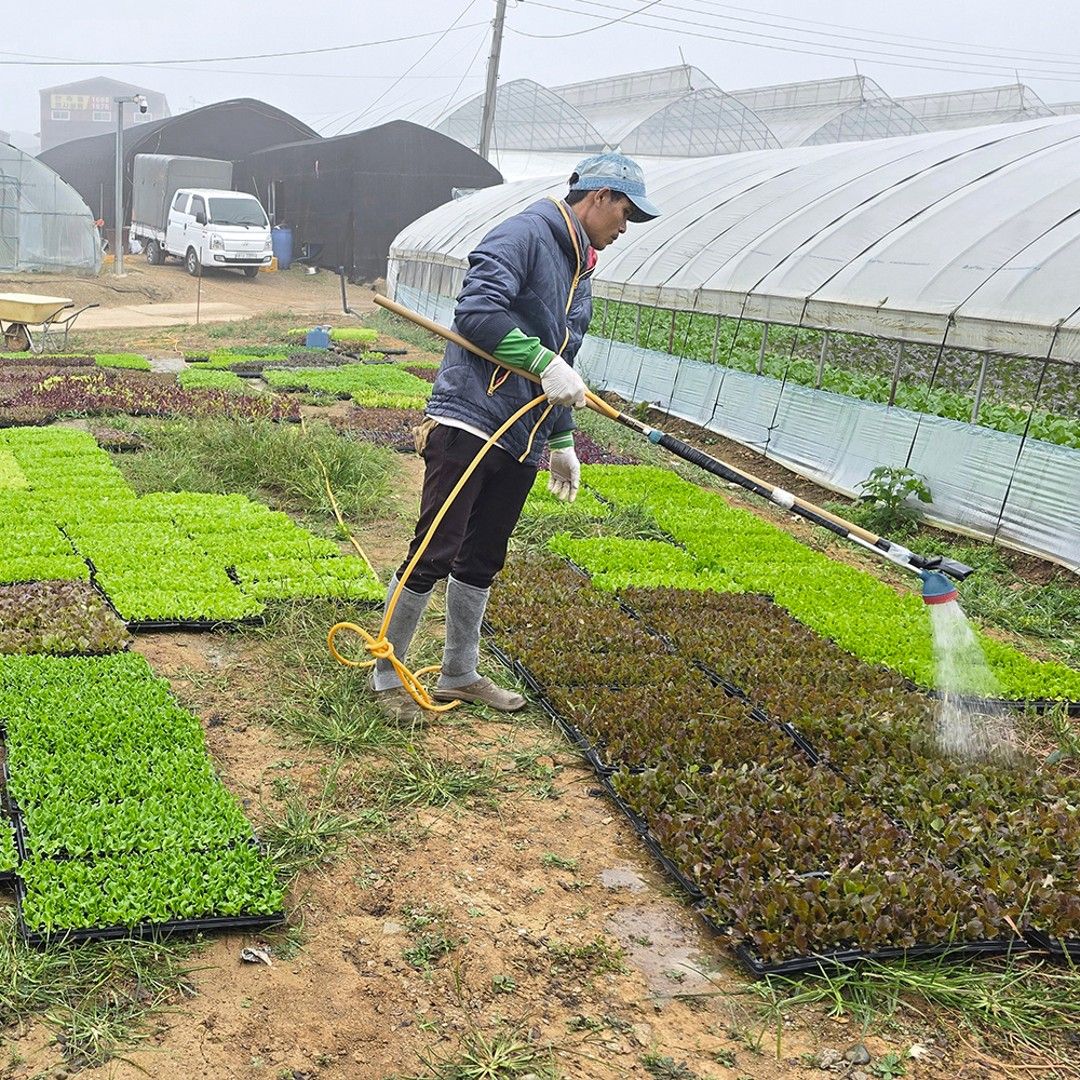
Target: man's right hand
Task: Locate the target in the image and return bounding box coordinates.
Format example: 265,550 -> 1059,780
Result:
540,356 -> 588,409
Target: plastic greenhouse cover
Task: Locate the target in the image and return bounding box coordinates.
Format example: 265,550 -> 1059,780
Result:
388,115 -> 1080,363
574,336 -> 1080,570
0,144 -> 100,274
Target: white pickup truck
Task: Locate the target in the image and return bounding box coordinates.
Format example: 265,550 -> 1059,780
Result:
130,154 -> 273,278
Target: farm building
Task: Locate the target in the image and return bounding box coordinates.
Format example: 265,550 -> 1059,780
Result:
39,76 -> 170,153
38,99 -> 316,234
0,141 -> 100,273
238,120 -> 502,282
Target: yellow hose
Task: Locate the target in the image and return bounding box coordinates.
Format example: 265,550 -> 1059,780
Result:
327,394 -> 549,712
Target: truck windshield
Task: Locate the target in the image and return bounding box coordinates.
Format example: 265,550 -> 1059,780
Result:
207,197 -> 268,227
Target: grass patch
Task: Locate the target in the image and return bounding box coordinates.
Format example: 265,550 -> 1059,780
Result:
111,416 -> 395,525
259,767 -> 382,879
398,1027 -> 559,1080
0,907 -> 198,1069
365,309 -> 446,357
384,751 -> 494,809
747,955 -> 1080,1062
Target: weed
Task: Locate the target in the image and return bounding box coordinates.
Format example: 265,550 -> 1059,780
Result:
0,911 -> 198,1069
403,934 -> 459,971
384,752 -> 494,809
641,1052 -> 703,1080
711,1049 -> 736,1067
491,974 -> 517,994
541,853 -> 578,872
399,1027 -> 559,1080
401,905 -> 441,933
854,466 -> 932,536
259,768 -> 381,878
751,955 -> 1080,1058
547,935 -> 627,977
872,1053 -> 907,1078
276,671 -> 411,756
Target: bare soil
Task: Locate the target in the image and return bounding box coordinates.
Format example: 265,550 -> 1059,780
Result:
0,262 -> 358,315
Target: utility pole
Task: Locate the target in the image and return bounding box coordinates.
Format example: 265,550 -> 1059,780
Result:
112,93 -> 147,276
478,0 -> 507,161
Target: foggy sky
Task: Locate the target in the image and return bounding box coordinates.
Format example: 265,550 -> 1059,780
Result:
4,0 -> 1080,140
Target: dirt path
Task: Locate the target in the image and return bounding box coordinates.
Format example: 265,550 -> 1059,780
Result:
0,261 -> 362,317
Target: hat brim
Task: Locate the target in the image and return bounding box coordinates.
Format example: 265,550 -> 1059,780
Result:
626,195 -> 660,223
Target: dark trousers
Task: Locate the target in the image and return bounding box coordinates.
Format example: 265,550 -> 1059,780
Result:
397,424 -> 537,594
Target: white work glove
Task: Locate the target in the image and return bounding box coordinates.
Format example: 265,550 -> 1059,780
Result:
540,355 -> 587,409
548,447 -> 581,503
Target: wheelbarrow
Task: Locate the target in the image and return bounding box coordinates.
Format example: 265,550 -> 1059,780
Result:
0,293 -> 100,354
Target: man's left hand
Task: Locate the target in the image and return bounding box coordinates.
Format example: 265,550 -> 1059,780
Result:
548,447 -> 580,503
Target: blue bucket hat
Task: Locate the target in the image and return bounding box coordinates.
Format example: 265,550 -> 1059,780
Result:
569,152 -> 661,223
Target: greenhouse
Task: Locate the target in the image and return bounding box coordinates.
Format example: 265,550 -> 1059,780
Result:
730,75 -> 927,146
389,115 -> 1080,569
0,142 -> 100,273
434,79 -> 606,155
554,65 -> 779,156
897,84 -> 1055,132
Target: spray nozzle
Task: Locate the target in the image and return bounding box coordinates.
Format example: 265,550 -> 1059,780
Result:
920,569 -> 959,606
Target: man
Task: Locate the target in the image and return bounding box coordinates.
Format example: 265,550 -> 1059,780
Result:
373,153 -> 660,718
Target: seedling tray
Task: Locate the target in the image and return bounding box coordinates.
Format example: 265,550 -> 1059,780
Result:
1025,929 -> 1080,963
733,935 -> 1030,979
595,773 -> 705,903
125,615 -> 266,632
15,880 -> 285,949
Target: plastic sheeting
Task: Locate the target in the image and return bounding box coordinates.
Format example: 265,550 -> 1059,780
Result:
574,336 -> 1080,569
389,117 -> 1080,361
0,143 -> 100,273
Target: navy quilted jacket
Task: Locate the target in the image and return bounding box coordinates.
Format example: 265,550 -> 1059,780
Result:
426,197 -> 593,466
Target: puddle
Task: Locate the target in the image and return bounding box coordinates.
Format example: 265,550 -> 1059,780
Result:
606,906 -> 719,1002
599,866 -> 647,891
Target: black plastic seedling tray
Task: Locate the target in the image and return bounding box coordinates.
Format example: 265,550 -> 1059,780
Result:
15,878 -> 285,949
85,561 -> 266,632
1025,929 -> 1080,963
596,775 -> 706,904
733,935 -> 1030,979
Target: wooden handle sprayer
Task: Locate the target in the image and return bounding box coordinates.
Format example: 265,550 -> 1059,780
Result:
373,294 -> 973,594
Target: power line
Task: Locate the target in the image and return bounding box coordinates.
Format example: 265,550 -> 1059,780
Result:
684,0 -> 1080,66
512,0 -> 664,39
325,0 -> 480,137
663,0 -> 1080,72
438,28 -> 493,122
516,0 -> 1080,83
0,24 -> 488,68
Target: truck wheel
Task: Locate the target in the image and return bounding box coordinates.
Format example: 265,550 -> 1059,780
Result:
185,248 -> 200,277
242,266 -> 259,279
145,240 -> 163,265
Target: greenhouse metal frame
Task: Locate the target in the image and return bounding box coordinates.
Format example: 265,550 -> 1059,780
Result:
0,143 -> 100,273
435,79 -> 606,154
388,116 -> 1080,569
897,84 -> 1055,132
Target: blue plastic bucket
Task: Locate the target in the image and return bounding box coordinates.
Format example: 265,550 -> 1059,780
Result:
271,225 -> 294,270
305,325 -> 331,349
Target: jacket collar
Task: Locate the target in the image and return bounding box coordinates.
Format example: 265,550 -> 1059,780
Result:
530,197 -> 591,271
